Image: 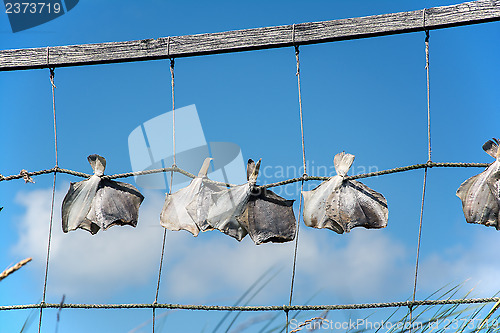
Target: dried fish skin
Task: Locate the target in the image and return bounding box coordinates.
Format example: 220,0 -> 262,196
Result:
186,181 -> 224,232
302,176 -> 344,232
302,152 -> 352,232
160,183 -> 203,236
62,175 -> 101,234
203,183 -> 249,241
457,138 -> 500,229
325,180 -> 388,233
302,152 -> 388,234
193,159 -> 261,241
62,154 -> 144,234
238,187 -> 296,245
88,180 -> 144,230
160,158 -> 213,236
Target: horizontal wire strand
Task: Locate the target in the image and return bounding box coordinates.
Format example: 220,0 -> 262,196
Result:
2,297 -> 500,312
0,162 -> 489,186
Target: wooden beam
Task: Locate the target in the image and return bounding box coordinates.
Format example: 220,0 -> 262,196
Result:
1,0 -> 499,71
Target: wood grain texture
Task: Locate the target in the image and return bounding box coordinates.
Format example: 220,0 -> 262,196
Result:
1,0 -> 499,71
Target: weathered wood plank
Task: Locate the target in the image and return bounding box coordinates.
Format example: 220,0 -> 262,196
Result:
1,0 -> 499,71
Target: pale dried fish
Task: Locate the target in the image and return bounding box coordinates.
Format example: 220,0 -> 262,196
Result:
457,138 -> 500,229
302,152 -> 388,234
62,155 -> 144,234
160,157 -> 213,236
237,160 -> 296,245
189,159 -> 261,241
186,180 -> 223,232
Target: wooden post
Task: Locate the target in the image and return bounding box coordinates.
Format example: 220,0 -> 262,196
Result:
1,0 -> 499,71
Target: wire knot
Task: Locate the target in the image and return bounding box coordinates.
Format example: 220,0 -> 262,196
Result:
295,46 -> 300,76
20,169 -> 35,183
49,67 -> 56,89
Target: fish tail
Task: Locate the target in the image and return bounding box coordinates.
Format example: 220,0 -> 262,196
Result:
87,154 -> 106,176
333,152 -> 355,177
247,159 -> 261,182
483,138 -> 499,159
198,157 -> 213,177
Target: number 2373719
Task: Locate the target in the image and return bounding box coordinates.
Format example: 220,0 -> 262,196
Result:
5,2 -> 61,14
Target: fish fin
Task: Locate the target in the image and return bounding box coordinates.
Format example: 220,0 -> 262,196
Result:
483,139 -> 499,159
198,157 -> 213,177
456,173 -> 482,201
88,154 -> 106,176
160,191 -> 200,236
333,152 -> 355,177
301,190 -> 311,201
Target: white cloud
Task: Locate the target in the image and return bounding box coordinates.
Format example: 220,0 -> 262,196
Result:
161,227 -> 413,303
418,232 -> 500,296
12,185 -> 165,300
13,185 -> 500,306
295,228 -> 412,300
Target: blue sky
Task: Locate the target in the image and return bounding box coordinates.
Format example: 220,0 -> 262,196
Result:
1,0 -> 500,332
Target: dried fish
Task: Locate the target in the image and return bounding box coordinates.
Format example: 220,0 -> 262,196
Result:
186,180 -> 223,232
457,138 -> 500,229
62,155 -> 144,234
160,157 -> 213,236
302,152 -> 388,234
237,160 -> 296,245
188,159 -> 261,241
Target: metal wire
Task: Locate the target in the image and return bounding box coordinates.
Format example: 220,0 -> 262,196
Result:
38,66 -> 58,333
3,297 -> 500,312
286,42 -> 307,333
152,57 -> 176,333
0,162 -> 489,185
409,29 -> 432,331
